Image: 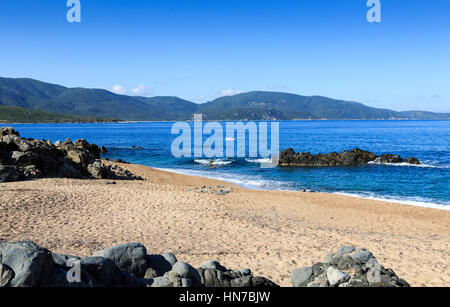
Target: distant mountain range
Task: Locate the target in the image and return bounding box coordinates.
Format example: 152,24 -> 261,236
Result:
0,77 -> 449,122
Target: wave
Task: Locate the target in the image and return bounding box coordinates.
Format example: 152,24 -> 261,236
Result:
155,167 -> 292,190
367,161 -> 449,169
193,158 -> 235,166
245,158 -> 273,164
333,192 -> 450,211
155,167 -> 450,211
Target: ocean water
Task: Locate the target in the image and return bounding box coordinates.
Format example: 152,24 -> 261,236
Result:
6,121 -> 450,209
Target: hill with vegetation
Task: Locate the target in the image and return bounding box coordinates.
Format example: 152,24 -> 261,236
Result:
1,77 -> 449,121
0,105 -> 116,123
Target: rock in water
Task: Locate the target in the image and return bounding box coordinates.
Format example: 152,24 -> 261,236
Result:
279,147 -> 420,167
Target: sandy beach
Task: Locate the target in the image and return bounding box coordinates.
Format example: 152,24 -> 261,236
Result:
0,161 -> 449,287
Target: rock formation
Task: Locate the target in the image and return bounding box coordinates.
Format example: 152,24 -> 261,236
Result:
0,241 -> 278,288
0,241 -> 411,288
291,246 -> 410,287
279,147 -> 420,167
0,127 -> 142,182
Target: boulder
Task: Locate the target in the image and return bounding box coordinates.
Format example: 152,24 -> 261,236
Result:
291,266 -> 313,287
0,128 -> 141,182
162,252 -> 178,266
292,246 -> 410,288
92,243 -> 148,278
279,148 -> 420,167
171,262 -> 202,286
150,276 -> 172,287
0,263 -> 15,287
79,256 -> 125,286
199,260 -> 227,272
326,267 -> 350,286
0,241 -> 53,287
0,165 -> 21,182
147,254 -> 174,277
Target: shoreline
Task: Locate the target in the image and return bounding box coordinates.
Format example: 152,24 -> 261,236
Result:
153,166 -> 450,211
3,119 -> 450,124
1,161 -> 449,286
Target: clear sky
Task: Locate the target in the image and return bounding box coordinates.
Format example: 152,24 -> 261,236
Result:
0,0 -> 449,112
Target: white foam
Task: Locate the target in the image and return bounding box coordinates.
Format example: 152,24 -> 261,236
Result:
155,167 -> 291,191
154,168 -> 450,211
194,159 -> 234,166
245,158 -> 273,164
367,161 -> 448,169
333,192 -> 450,211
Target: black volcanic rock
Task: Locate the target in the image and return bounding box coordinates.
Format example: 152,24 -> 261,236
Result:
279,148 -> 420,167
0,127 -> 142,182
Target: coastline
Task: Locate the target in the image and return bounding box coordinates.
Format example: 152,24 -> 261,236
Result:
1,161 -> 449,287
153,166 -> 450,211
2,118 -> 450,124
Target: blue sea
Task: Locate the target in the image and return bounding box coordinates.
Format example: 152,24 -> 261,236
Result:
6,121 -> 450,210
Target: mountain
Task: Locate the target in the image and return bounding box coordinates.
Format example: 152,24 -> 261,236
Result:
0,77 -> 449,121
0,77 -> 196,121
0,105 -> 116,123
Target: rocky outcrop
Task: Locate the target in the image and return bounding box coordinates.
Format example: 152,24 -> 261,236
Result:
0,127 -> 142,182
279,148 -> 420,167
0,241 -> 279,288
0,241 -> 411,288
292,246 -> 410,287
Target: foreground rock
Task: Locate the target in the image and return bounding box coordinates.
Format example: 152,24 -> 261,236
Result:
0,241 -> 411,288
0,241 -> 279,287
279,148 -> 420,167
0,127 -> 142,182
292,246 -> 410,287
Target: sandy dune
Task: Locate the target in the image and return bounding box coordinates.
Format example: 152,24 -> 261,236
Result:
0,162 -> 449,287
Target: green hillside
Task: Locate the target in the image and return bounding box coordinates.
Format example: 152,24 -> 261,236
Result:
0,105 -> 116,123
1,77 -> 449,121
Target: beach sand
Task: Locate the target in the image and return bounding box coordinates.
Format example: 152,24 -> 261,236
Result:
0,161 -> 449,287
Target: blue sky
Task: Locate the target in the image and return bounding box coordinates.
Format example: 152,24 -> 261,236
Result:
0,0 -> 449,112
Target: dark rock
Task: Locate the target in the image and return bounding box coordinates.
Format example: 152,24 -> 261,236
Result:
0,240 -> 279,287
147,254 -> 174,277
79,256 -> 125,286
0,128 -> 141,182
199,260 -> 227,272
292,246 -> 410,288
0,165 -> 21,182
92,243 -> 148,278
252,276 -> 280,287
162,252 -> 178,266
406,157 -> 420,165
0,241 -> 53,287
0,263 -> 15,287
197,268 -> 230,287
379,154 -> 403,164
279,147 -> 420,167
171,262 -> 202,286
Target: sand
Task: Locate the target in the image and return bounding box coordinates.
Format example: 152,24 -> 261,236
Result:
0,161 -> 449,287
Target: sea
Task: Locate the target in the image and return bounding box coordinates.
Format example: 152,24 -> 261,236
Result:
6,120 -> 450,210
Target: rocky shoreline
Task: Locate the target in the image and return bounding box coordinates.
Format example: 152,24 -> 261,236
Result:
279,147 -> 420,167
0,127 -> 141,183
0,241 -> 409,287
